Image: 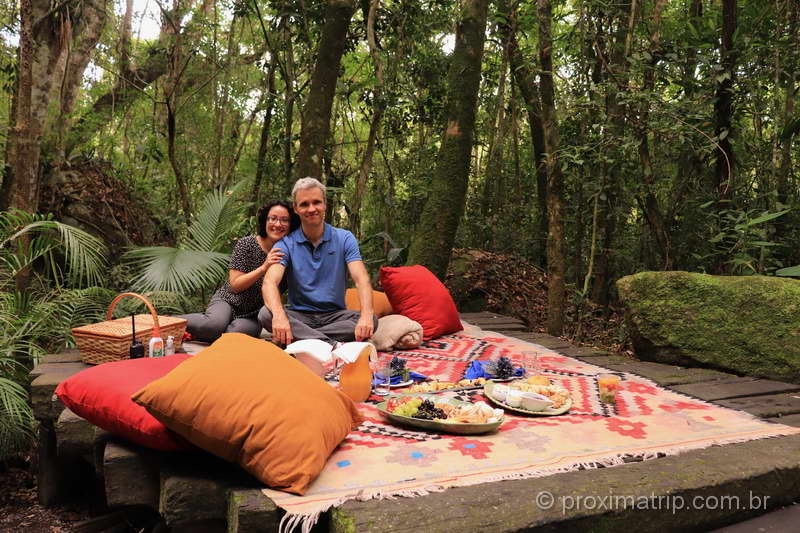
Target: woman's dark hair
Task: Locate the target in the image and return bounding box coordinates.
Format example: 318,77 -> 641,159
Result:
256,200 -> 300,237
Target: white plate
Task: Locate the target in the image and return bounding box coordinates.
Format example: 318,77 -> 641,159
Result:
389,380 -> 414,388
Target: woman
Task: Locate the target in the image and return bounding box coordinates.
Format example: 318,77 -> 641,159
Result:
181,200 -> 300,343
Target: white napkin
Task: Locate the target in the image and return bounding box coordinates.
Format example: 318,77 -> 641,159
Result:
284,339 -> 375,364
332,342 -> 375,364
284,339 -> 334,363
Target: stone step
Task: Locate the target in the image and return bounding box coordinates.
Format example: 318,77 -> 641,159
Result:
102,439 -> 162,509
159,452 -> 257,532
227,488 -> 282,533
330,433 -> 800,533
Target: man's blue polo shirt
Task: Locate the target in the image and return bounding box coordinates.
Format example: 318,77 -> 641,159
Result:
275,224 -> 362,312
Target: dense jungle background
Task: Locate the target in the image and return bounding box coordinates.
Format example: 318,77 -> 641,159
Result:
1,0 -> 800,475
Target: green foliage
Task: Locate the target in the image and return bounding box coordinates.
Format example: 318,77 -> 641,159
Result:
0,210 -> 108,288
0,211 -> 113,460
695,202 -> 790,274
123,187 -> 248,294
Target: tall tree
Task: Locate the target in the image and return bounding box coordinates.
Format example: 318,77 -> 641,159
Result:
407,0 -> 490,279
714,0 -> 737,200
5,0 -> 109,212
496,0 -> 549,264
537,0 -> 566,335
294,0 -> 357,180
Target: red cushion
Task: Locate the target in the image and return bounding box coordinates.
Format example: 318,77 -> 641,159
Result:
55,354 -> 192,451
380,265 -> 462,341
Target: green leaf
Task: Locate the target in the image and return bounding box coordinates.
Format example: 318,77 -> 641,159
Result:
775,265 -> 800,277
736,209 -> 790,229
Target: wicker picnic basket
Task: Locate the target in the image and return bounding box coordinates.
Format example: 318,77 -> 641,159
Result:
72,292 -> 187,365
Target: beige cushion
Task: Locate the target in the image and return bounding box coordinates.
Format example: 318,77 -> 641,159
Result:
369,314 -> 423,351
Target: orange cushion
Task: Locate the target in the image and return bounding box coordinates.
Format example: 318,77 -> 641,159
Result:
345,288 -> 393,317
131,333 -> 363,495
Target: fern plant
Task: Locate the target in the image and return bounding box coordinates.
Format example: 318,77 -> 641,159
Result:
0,210 -> 111,460
123,187 -> 249,294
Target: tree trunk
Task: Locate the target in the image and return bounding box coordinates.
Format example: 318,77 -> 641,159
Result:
407,0 -> 489,279
53,0 -> 108,158
714,0 -> 737,200
349,0 -> 386,237
294,0 -> 356,180
635,0 -> 671,269
591,0 -> 633,307
778,0 -> 797,207
250,61 -> 278,215
481,48 -> 508,226
496,0 -> 548,264
537,0 -> 566,336
9,0 -> 36,213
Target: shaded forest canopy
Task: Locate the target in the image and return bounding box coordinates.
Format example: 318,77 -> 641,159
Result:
2,0 -> 800,323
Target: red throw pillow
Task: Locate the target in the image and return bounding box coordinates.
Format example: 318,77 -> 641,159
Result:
380,265 -> 462,340
55,354 -> 191,451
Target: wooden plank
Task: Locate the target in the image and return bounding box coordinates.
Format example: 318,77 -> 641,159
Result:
768,413 -> 800,427
557,346 -> 611,358
716,393 -> 800,418
671,379 -> 800,402
589,359 -> 736,386
459,312 -> 518,321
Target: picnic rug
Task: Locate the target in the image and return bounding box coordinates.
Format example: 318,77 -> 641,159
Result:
264,322 -> 800,532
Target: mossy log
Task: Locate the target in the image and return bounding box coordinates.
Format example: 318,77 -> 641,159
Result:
617,271 -> 800,383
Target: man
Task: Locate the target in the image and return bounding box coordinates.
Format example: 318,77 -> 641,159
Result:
258,177 -> 377,347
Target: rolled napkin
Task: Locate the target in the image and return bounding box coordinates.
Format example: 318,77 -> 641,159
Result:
371,370 -> 428,387
463,360 -> 525,380
370,315 -> 423,351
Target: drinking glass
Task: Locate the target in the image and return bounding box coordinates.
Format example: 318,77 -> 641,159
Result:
598,374 -> 621,404
371,355 -> 392,396
521,350 -> 540,376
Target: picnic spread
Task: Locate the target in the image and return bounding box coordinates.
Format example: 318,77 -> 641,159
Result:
57,272 -> 800,533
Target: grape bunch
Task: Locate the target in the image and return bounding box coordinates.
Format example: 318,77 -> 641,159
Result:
389,356 -> 410,381
412,399 -> 447,420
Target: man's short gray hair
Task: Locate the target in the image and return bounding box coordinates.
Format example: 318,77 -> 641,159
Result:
292,177 -> 326,202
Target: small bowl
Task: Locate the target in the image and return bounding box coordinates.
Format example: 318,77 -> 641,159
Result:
520,392 -> 553,412
491,384 -> 510,402
505,389 -> 523,407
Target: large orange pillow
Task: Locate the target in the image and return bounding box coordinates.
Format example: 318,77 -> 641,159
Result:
131,333 -> 362,495
380,265 -> 462,340
345,288 -> 393,317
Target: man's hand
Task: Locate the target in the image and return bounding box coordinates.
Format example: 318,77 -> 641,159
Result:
354,313 -> 374,342
272,314 -> 293,346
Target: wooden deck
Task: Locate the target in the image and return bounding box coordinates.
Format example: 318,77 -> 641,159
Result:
29,311 -> 800,532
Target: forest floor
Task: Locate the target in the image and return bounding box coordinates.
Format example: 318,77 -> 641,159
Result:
1,253 -> 629,530
0,457 -> 91,532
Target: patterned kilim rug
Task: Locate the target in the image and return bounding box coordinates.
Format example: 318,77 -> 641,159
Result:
265,322 -> 800,532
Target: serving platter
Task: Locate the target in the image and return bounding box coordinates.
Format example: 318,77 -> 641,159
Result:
483,381 -> 573,416
376,395 -> 504,435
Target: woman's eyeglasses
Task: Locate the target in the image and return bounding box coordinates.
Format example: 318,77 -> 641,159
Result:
267,216 -> 291,225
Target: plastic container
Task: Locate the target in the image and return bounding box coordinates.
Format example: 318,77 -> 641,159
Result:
149,336 -> 164,358
165,336 -> 175,356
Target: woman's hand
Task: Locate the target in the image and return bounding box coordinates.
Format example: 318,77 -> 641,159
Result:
261,248 -> 284,273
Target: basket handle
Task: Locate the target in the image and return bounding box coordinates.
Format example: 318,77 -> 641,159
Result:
106,292 -> 162,338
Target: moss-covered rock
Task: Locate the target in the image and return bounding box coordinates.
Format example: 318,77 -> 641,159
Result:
617,271 -> 800,383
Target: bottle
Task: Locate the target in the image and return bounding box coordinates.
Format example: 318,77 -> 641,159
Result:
165,336 -> 175,356
149,335 -> 164,358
